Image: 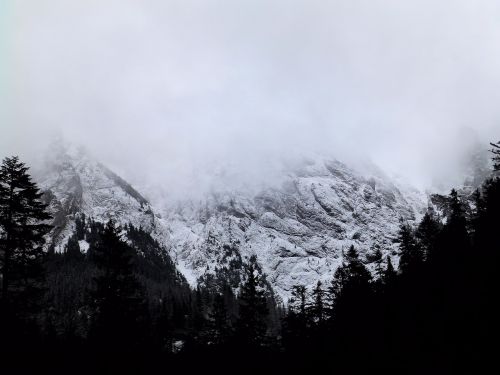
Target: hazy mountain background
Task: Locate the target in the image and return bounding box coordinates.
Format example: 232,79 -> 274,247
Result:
1,0 -> 499,203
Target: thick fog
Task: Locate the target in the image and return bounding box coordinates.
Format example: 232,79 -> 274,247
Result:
1,0 -> 499,200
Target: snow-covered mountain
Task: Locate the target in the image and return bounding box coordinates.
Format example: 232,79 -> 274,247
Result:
37,143 -> 168,253
162,157 -> 426,297
37,143 -> 427,299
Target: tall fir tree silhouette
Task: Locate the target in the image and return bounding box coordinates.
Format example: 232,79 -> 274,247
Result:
0,156 -> 51,322
235,256 -> 269,349
416,209 -> 441,261
328,246 -> 373,363
309,281 -> 326,326
397,222 -> 423,275
89,221 -> 146,352
282,285 -> 309,353
205,293 -> 232,348
490,141 -> 500,171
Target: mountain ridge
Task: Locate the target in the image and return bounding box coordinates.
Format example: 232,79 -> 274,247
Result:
36,143 -> 427,299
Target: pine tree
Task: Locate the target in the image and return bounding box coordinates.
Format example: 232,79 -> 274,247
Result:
328,246 -> 373,363
423,189 -> 471,366
89,221 -> 146,352
74,214 -> 86,241
65,235 -> 82,260
329,246 -> 372,305
397,222 -> 423,275
305,280 -> 330,351
206,293 -> 231,347
477,177 -> 500,254
371,246 -> 384,278
289,285 -> 307,317
471,154 -> 500,365
309,281 -> 326,325
0,156 -> 52,314
282,285 -> 309,353
235,256 -> 269,349
490,141 -> 500,171
442,189 -> 470,265
345,245 -> 372,289
416,209 -> 441,261
383,256 -> 397,286
190,286 -> 207,335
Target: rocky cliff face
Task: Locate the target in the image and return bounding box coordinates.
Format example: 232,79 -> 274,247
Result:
162,157 -> 426,298
38,144 -> 167,253
36,144 -> 427,299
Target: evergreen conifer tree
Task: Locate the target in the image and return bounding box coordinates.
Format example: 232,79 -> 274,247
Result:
74,214 -> 86,241
290,285 -> 307,317
282,285 -> 309,354
206,293 -> 231,348
309,281 -> 326,325
65,235 -> 82,260
0,156 -> 52,317
370,246 -> 384,278
416,209 -> 441,261
235,256 -> 269,349
383,256 -> 397,286
328,246 -> 373,364
490,141 -> 500,171
440,190 -> 470,268
89,221 -> 146,352
397,222 -> 423,275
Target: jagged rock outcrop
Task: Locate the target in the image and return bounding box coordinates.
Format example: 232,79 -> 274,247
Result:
36,143 -> 427,299
163,158 -> 427,298
37,143 -> 166,252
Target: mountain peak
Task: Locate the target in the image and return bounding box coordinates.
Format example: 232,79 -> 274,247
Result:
38,142 -> 160,252
35,143 -> 427,299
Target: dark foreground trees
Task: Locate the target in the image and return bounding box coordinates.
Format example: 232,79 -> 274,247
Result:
278,146 -> 500,372
88,221 -> 147,352
235,256 -> 270,349
1,146 -> 499,373
0,156 -> 52,348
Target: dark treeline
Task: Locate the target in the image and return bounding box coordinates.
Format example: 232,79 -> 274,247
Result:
1,143 -> 499,373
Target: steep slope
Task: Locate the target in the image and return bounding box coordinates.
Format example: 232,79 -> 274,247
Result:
37,143 -> 167,252
429,143 -> 498,223
163,157 -> 427,298
35,143 -> 427,299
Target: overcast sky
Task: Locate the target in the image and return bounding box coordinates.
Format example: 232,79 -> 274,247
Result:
1,0 -> 499,198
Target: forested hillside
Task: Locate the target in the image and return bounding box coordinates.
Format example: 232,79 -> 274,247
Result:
1,142 -> 499,373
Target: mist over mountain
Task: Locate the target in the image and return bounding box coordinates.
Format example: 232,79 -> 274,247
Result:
20,140 -> 427,296
3,2 -> 500,371
2,0 -> 498,301
1,0 -> 500,198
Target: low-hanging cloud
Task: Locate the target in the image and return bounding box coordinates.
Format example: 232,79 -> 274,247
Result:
1,0 -> 500,200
